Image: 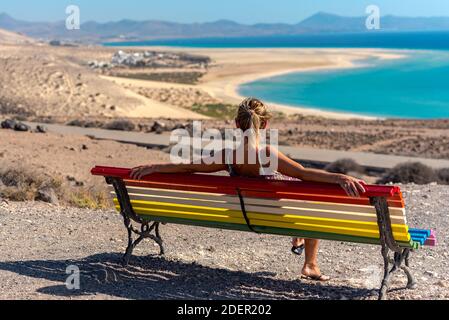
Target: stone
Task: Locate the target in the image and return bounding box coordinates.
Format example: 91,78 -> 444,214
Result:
424,270 -> 438,277
37,187 -> 59,205
151,121 -> 166,133
14,122 -> 30,132
1,119 -> 16,129
36,125 -> 47,133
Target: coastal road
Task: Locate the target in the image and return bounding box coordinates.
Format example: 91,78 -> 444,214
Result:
23,121 -> 449,171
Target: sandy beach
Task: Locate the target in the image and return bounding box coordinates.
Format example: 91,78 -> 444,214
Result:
0,39 -> 410,120
112,47 -> 407,119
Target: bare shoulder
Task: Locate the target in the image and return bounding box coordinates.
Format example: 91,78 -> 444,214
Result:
265,145 -> 287,159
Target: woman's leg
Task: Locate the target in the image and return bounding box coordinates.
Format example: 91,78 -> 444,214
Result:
292,237 -> 304,247
301,239 -> 330,281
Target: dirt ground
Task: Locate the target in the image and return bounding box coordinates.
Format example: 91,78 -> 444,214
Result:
0,129 -> 170,190
0,183 -> 447,300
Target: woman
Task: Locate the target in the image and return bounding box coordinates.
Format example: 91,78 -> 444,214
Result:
131,97 -> 366,282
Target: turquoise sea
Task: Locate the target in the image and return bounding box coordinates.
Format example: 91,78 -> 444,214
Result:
240,51 -> 449,119
107,32 -> 449,119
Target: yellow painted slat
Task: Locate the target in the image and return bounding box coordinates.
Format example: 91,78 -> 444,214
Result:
111,186 -> 406,218
115,204 -> 410,242
127,193 -> 406,224
113,199 -> 411,241
111,190 -> 406,224
124,199 -> 408,233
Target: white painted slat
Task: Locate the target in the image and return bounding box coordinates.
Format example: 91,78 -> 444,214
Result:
110,185 -> 406,218
110,190 -> 406,224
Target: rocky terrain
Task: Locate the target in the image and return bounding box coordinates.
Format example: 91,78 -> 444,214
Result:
13,115 -> 449,161
0,184 -> 447,300
0,121 -> 447,300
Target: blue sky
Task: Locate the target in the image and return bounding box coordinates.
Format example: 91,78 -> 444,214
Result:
1,0 -> 448,23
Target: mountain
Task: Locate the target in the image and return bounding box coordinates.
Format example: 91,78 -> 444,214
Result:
2,12 -> 449,43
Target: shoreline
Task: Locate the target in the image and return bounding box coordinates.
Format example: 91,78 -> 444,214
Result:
102,46 -> 409,119
222,50 -> 408,120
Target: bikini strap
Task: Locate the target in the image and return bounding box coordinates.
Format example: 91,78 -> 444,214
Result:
236,187 -> 259,234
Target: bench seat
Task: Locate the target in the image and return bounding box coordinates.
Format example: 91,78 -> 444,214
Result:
91,165 -> 436,300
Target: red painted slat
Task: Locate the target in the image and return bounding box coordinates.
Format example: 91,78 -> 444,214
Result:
91,166 -> 402,201
122,180 -> 404,208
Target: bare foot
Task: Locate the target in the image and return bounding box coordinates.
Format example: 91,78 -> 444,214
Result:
301,264 -> 331,282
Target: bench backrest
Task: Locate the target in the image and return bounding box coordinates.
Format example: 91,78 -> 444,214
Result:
92,166 -> 435,249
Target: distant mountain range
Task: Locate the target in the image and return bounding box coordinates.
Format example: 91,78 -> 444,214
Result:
2,12 -> 449,43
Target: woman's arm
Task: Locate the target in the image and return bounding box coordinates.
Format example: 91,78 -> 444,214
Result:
130,150 -> 228,179
275,148 -> 366,197
130,162 -> 227,179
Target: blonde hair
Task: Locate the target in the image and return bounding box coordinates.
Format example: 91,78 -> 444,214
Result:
236,97 -> 272,135
235,98 -> 272,152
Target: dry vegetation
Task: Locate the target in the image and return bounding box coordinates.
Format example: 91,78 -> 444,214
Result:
0,166 -> 109,209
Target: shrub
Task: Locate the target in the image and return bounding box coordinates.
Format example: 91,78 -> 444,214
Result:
377,162 -> 438,185
436,168 -> 449,185
0,166 -> 112,208
0,166 -> 62,202
325,158 -> 365,175
68,187 -> 110,209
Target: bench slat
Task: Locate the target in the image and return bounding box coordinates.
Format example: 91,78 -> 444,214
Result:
114,200 -> 411,242
125,180 -> 405,208
92,166 -> 402,199
132,212 -> 416,248
119,191 -> 407,224
117,186 -> 406,218
117,203 -> 410,242
119,199 -> 409,233
122,181 -> 405,210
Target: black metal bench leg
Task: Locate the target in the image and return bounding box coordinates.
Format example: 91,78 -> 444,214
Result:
401,249 -> 417,289
154,223 -> 165,255
379,245 -> 391,300
122,217 -> 136,266
379,247 -> 417,300
108,177 -> 166,266
121,220 -> 165,266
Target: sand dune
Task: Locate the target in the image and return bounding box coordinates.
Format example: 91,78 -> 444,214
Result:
0,45 -> 207,119
0,28 -> 34,45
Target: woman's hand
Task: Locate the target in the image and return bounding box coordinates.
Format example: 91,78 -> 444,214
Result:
130,165 -> 158,180
335,174 -> 367,197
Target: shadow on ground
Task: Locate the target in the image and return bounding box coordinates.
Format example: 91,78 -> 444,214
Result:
0,253 -> 376,300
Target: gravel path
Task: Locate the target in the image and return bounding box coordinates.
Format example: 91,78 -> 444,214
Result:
0,185 -> 448,300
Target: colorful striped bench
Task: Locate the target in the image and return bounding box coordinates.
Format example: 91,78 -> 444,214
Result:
91,166 -> 436,300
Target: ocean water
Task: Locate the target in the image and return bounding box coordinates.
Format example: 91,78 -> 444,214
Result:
239,51 -> 449,119
106,32 -> 449,119
104,32 -> 449,50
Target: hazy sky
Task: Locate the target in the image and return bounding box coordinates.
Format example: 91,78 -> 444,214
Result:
1,0 -> 448,23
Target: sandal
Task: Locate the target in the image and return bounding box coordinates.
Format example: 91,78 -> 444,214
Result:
291,244 -> 305,256
300,274 -> 331,282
